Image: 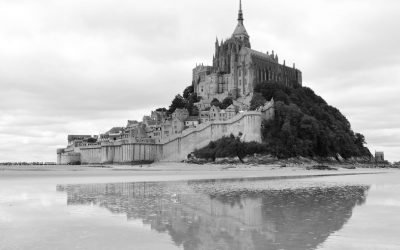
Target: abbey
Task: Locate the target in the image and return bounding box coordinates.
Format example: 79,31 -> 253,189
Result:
57,0 -> 300,165
193,0 -> 302,104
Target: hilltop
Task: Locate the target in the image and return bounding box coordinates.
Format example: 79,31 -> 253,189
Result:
192,82 -> 372,162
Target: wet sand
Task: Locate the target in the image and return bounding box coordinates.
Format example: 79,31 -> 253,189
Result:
0,162 -> 392,184
1,163 -> 399,250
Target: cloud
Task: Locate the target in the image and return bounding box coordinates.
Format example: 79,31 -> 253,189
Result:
0,0 -> 399,162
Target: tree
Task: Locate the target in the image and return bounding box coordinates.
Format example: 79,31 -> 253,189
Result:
191,106 -> 200,116
250,92 -> 266,110
169,94 -> 187,114
155,107 -> 167,112
183,85 -> 194,99
221,97 -> 233,109
193,134 -> 268,162
210,98 -> 222,108
255,83 -> 371,159
354,133 -> 366,147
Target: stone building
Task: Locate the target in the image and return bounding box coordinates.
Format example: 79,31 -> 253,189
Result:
185,116 -> 200,128
67,135 -> 92,146
209,106 -> 221,122
151,110 -> 167,124
172,118 -> 185,135
199,110 -> 210,124
226,104 -> 239,120
172,108 -> 189,121
161,120 -> 173,139
375,151 -> 385,163
193,0 -> 302,103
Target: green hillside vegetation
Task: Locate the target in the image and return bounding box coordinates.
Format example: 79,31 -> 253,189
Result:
158,85 -> 234,116
254,83 -> 371,159
193,134 -> 267,162
194,82 -> 371,160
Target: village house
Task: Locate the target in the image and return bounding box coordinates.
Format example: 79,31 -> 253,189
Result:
219,110 -> 227,121
226,104 -> 239,120
209,106 -> 221,122
161,119 -> 173,139
199,110 -> 210,124
172,108 -> 189,121
194,99 -> 212,111
185,116 -> 200,128
151,110 -> 168,124
172,118 -> 185,134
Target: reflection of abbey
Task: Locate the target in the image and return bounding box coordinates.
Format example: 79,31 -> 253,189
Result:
57,181 -> 368,250
57,0 -> 301,165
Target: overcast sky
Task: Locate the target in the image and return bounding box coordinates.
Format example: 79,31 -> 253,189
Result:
0,0 -> 399,162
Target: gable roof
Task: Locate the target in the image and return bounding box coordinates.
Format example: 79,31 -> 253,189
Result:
210,105 -> 221,112
106,127 -> 124,134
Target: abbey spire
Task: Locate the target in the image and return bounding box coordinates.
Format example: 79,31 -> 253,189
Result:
232,0 -> 249,43
238,0 -> 244,23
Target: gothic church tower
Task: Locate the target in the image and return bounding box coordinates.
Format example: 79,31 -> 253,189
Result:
232,0 -> 250,46
213,0 -> 251,74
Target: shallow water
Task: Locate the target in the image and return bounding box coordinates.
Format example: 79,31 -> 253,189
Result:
1,172 -> 400,250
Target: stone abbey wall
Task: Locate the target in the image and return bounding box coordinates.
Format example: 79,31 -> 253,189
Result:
57,111 -> 263,164
156,111 -> 262,161
79,143 -> 155,165
57,148 -> 81,165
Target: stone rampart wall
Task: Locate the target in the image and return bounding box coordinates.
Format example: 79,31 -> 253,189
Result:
57,111 -> 263,164
155,111 -> 262,161
79,143 -> 156,164
59,152 -> 81,165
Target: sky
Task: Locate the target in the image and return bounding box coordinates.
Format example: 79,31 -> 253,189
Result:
0,0 -> 399,162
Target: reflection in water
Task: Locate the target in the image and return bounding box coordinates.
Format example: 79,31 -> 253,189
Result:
57,180 -> 369,250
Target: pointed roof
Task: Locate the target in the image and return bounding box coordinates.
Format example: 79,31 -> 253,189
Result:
233,0 -> 249,38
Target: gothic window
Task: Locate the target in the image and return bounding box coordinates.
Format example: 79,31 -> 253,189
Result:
239,69 -> 241,76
